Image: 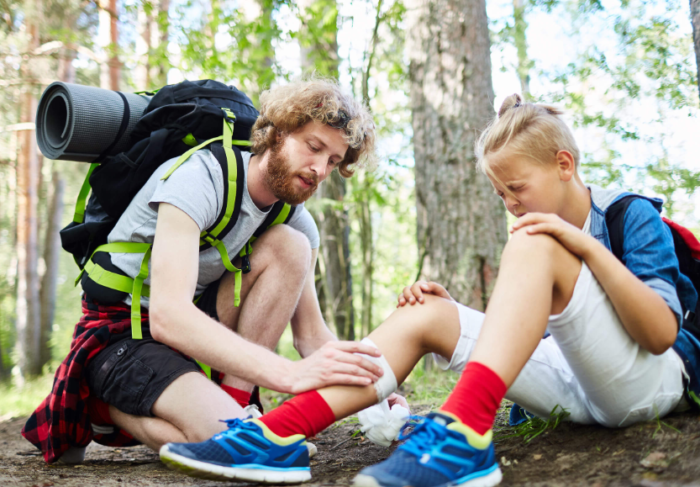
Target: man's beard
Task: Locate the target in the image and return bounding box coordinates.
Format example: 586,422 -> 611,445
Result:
263,140 -> 319,205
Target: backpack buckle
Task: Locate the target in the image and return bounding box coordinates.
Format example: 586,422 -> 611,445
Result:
221,108 -> 236,123
241,254 -> 251,274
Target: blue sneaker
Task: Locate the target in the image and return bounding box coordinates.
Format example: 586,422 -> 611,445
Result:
354,412 -> 501,487
159,418 -> 311,483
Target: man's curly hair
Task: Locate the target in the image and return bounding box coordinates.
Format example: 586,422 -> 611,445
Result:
251,78 -> 376,178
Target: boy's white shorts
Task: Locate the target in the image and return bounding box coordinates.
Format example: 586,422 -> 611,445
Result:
433,262 -> 689,427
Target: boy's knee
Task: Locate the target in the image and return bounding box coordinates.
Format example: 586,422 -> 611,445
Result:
503,229 -> 572,265
391,295 -> 458,336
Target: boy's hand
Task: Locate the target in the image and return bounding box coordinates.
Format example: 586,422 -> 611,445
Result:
510,212 -> 598,259
397,280 -> 454,307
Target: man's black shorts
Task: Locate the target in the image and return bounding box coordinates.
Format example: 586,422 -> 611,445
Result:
84,278 -> 222,417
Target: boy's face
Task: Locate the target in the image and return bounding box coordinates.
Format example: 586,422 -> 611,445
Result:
263,121 -> 349,205
486,150 -> 566,218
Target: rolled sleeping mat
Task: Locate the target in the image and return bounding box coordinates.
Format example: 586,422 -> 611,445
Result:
36,82 -> 151,163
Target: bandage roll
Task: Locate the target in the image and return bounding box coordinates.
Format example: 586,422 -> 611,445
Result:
358,337 -> 397,403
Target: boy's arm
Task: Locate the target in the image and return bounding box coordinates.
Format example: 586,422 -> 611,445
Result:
290,248 -> 339,358
149,203 -> 383,393
513,210 -> 678,355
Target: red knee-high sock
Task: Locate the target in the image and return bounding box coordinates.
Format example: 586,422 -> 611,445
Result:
440,361 -> 507,435
259,391 -> 336,438
221,384 -> 252,408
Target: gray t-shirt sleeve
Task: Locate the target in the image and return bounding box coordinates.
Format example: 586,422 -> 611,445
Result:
148,151 -> 223,231
288,205 -> 320,249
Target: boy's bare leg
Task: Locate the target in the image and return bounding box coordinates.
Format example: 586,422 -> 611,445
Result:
318,230 -> 581,419
319,295 -> 462,419
469,230 -> 580,386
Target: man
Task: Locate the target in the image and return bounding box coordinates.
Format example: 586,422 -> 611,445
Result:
22,79 -> 385,463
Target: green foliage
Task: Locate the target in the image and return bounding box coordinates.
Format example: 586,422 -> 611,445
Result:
498,405 -> 571,443
0,372 -> 54,417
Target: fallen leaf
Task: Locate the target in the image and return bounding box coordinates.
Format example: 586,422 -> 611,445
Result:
641,451 -> 669,469
533,454 -> 542,460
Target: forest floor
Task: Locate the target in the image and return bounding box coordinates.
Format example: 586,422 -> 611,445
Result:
2,403 -> 700,487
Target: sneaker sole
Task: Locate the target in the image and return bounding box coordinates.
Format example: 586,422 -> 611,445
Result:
159,445 -> 312,484
353,464 -> 502,487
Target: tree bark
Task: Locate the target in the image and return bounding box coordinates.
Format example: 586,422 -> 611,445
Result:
298,0 -> 354,340
358,173 -> 373,338
16,0 -> 42,379
513,0 -> 531,98
38,173 -> 64,368
407,0 -> 507,311
136,0 -> 170,91
691,0 -> 700,100
99,0 -> 120,90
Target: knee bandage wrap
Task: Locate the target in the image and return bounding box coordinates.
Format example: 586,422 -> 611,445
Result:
357,337 -> 397,403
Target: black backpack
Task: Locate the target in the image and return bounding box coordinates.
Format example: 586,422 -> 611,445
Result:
606,195 -> 700,340
60,80 -> 296,339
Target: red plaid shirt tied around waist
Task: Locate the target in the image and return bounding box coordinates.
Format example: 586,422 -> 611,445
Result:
21,299 -> 142,463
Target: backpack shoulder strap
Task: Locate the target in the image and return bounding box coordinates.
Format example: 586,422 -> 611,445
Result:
606,195 -> 639,261
253,202 -> 297,239
199,143 -> 245,250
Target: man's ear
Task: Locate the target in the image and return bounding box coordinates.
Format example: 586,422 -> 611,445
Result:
556,150 -> 576,182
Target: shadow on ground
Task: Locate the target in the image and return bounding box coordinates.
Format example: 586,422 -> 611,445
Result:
2,406 -> 700,486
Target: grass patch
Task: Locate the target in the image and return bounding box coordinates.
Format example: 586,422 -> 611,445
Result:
402,359 -> 459,408
0,373 -> 55,419
497,405 -> 570,443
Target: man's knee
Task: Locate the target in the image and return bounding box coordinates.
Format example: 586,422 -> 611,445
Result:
254,225 -> 312,275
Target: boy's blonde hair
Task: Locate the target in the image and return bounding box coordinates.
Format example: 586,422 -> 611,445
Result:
475,94 -> 580,181
251,78 -> 376,178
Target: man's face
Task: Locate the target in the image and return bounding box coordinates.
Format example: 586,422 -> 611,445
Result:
263,121 -> 349,205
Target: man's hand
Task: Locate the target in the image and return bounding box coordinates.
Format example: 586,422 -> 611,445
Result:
397,280 -> 454,307
510,212 -> 597,259
285,341 -> 385,394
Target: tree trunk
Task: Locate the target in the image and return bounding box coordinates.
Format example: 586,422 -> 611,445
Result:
358,173 -> 373,338
407,0 -> 507,311
136,0 -> 170,91
17,97 -> 41,378
99,0 -> 120,90
356,0 -> 383,338
513,0 -> 531,98
16,0 -> 42,379
298,0 -> 354,340
57,48 -> 76,84
691,0 -> 700,100
38,173 -> 64,368
153,0 -> 170,87
135,3 -> 153,91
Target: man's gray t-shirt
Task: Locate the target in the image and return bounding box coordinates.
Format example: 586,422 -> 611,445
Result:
107,149 -> 319,307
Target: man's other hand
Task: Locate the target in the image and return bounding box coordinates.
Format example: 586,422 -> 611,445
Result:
285,341 -> 384,394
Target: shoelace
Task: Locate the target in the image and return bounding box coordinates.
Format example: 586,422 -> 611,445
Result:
221,418 -> 260,431
397,415 -> 448,457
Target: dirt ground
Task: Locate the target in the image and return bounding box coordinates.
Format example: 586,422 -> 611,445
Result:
2,404 -> 700,487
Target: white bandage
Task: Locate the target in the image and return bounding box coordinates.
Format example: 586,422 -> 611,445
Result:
357,399 -> 410,447
357,337 -> 397,403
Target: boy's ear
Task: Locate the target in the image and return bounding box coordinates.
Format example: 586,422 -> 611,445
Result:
556,150 -> 576,182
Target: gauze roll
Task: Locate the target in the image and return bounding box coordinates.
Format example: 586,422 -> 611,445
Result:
357,337 -> 397,402
357,399 -> 410,447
